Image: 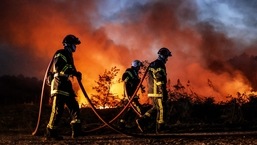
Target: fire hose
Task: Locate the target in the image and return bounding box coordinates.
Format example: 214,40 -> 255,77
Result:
76,68 -> 257,138
84,80 -> 144,133
77,66 -> 149,136
77,75 -> 257,138
32,59 -> 257,138
83,86 -> 143,133
31,54 -> 149,136
123,83 -> 142,117
32,58 -> 53,136
31,58 -> 173,138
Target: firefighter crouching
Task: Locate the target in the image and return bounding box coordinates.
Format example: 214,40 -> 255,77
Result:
119,60 -> 145,129
45,34 -> 83,140
136,47 -> 172,133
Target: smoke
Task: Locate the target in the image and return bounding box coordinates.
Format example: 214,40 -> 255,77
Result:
100,0 -> 257,101
0,0 -> 257,102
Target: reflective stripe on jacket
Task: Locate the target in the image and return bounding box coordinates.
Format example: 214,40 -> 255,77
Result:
51,49 -> 76,97
122,68 -> 140,97
147,59 -> 167,98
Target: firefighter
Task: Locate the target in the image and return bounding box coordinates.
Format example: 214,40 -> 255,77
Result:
136,47 -> 172,133
45,34 -> 83,140
119,60 -> 145,129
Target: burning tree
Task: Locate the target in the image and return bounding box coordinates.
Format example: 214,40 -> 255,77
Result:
91,66 -> 121,109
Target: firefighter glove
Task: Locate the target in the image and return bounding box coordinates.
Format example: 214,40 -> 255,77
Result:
76,71 -> 82,81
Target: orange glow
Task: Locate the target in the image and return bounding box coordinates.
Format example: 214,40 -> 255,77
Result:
109,82 -> 124,98
2,1 -> 257,105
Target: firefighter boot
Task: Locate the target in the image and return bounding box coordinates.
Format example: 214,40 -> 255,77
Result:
118,119 -> 126,129
156,123 -> 165,134
45,127 -> 63,140
71,123 -> 85,138
136,116 -> 148,133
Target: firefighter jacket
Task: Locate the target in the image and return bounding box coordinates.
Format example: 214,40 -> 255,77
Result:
122,67 -> 140,98
50,49 -> 77,97
147,59 -> 168,99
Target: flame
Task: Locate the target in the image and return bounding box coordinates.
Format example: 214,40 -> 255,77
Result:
223,75 -> 251,95
75,65 -> 125,107
98,105 -> 111,109
109,81 -> 124,98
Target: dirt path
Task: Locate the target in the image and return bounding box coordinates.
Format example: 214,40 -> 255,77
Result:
1,133 -> 257,145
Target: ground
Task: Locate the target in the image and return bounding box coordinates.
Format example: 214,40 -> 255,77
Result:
1,132 -> 257,145
1,104 -> 257,144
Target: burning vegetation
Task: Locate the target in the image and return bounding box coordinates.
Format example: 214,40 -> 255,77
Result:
1,72 -> 257,135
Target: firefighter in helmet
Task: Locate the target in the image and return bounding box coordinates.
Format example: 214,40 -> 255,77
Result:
119,60 -> 145,129
45,34 -> 83,140
136,47 -> 172,133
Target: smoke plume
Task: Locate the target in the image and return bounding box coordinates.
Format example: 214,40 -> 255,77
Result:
1,0 -> 257,103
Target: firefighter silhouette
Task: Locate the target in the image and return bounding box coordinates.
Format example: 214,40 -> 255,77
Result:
45,34 -> 83,140
119,60 -> 145,129
136,47 -> 172,133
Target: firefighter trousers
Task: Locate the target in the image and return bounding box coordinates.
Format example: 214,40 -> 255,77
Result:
144,97 -> 165,124
121,99 -> 142,123
47,94 -> 81,130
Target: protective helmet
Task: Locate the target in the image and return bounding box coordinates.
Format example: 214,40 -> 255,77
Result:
131,60 -> 142,68
158,47 -> 172,57
62,34 -> 81,46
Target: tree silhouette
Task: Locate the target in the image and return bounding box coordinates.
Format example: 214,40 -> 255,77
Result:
0,74 -> 44,105
91,66 -> 121,109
